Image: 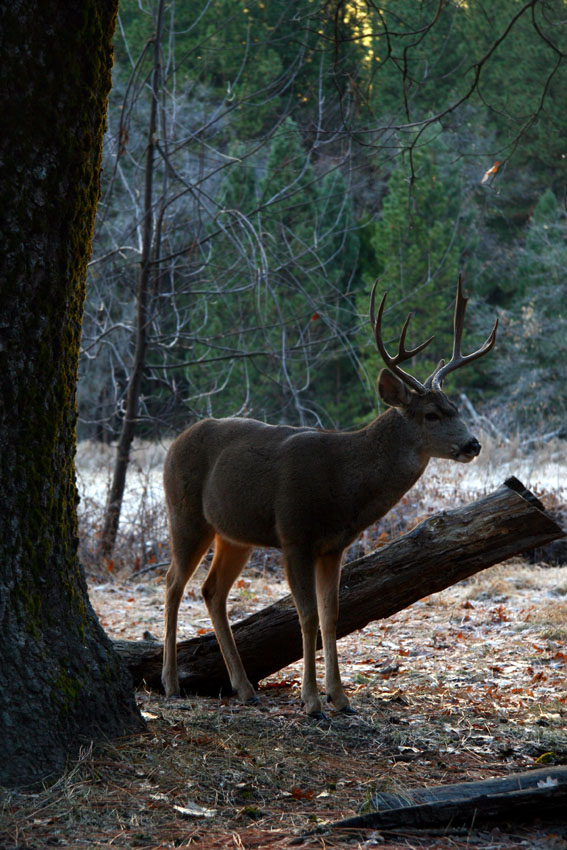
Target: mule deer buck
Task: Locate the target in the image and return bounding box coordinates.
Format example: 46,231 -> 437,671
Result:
162,274 -> 497,718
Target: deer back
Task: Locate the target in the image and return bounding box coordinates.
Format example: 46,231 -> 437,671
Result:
165,408 -> 437,555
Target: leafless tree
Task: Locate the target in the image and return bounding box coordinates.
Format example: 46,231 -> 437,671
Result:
86,0 -> 362,559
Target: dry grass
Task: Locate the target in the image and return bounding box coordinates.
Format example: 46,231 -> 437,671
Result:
75,440 -> 170,577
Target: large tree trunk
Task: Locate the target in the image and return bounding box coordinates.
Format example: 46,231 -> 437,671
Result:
114,478 -> 564,695
0,0 -> 144,789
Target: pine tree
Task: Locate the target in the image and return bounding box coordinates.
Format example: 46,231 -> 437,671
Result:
358,135 -> 464,392
499,190 -> 567,431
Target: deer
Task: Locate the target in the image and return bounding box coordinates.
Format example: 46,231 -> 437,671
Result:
161,274 -> 497,718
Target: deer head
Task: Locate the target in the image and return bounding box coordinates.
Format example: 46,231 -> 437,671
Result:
370,274 -> 498,463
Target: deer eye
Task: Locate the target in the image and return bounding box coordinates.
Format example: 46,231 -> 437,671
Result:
425,411 -> 441,422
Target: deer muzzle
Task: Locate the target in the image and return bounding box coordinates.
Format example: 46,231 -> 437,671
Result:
460,437 -> 481,460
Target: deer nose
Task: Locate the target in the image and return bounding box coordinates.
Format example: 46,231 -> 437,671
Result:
464,437 -> 481,457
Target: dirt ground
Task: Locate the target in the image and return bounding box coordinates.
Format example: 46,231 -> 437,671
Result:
2,553 -> 567,850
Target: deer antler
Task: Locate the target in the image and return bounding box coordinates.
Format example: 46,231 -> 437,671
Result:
369,281 -> 434,395
425,274 -> 498,391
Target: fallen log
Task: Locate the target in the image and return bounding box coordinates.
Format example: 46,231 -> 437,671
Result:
294,766 -> 567,840
113,477 -> 564,695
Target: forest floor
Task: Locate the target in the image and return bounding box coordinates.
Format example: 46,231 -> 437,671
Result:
2,439 -> 567,849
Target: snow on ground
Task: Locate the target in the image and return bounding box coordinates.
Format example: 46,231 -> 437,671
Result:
75,439 -> 169,525
428,434 -> 566,500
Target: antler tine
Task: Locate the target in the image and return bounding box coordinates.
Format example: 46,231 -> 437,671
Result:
424,358 -> 446,389
369,281 -> 434,395
429,274 -> 499,391
451,272 -> 467,358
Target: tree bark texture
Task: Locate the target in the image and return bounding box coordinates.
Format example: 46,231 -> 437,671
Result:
114,477 -> 564,695
0,0 -> 143,789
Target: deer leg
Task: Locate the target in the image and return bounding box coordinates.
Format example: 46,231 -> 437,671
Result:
162,522 -> 214,697
316,552 -> 352,713
283,546 -> 323,717
201,536 -> 255,703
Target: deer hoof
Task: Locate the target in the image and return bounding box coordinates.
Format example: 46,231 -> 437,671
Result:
304,704 -> 329,721
309,710 -> 329,723
326,694 -> 353,713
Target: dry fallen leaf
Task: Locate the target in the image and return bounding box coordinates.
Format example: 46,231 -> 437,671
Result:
481,160 -> 500,183
291,787 -> 314,801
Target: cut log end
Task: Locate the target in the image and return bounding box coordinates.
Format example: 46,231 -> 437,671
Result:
503,475 -> 546,512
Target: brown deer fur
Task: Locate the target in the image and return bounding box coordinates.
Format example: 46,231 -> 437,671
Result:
161,277 -> 497,717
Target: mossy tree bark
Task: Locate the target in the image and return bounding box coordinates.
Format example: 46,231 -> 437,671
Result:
0,0 -> 144,789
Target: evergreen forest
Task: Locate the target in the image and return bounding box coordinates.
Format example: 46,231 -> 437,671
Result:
79,0 -> 567,444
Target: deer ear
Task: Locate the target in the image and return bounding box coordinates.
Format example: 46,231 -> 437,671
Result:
378,369 -> 413,408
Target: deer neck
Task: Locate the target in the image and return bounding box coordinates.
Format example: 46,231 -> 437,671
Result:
354,408 -> 429,520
